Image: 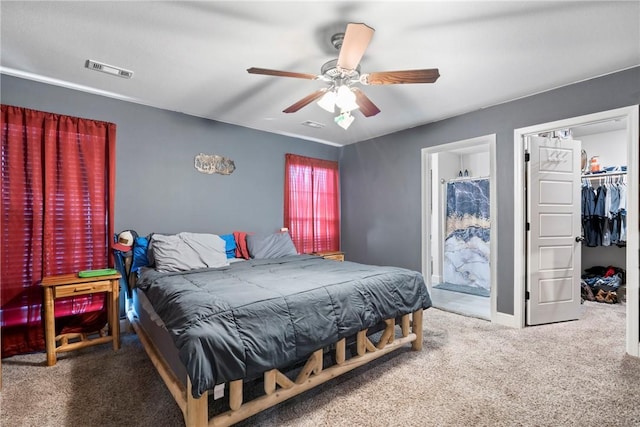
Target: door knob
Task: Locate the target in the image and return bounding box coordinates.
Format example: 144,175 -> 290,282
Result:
575,236 -> 585,242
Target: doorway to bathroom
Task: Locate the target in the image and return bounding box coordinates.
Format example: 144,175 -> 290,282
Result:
421,134 -> 497,321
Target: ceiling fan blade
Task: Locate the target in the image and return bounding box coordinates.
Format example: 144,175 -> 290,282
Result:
364,69 -> 440,85
352,88 -> 381,117
283,89 -> 327,113
247,67 -> 318,80
337,23 -> 375,71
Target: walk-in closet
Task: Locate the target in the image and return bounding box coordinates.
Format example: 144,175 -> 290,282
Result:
574,120 -> 627,305
532,119 -> 627,309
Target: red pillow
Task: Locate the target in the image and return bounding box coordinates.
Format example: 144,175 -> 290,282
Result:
233,231 -> 251,259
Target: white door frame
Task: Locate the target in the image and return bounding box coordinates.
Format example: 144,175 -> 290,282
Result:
421,134 -> 498,322
513,105 -> 639,356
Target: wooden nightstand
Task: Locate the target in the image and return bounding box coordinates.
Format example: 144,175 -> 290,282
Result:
312,251 -> 345,262
40,272 -> 121,366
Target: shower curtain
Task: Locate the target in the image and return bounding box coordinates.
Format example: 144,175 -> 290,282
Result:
442,178 -> 491,296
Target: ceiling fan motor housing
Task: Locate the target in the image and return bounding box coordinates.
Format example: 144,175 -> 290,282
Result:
321,59 -> 360,84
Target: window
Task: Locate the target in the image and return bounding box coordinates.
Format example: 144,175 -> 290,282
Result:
284,153 -> 340,253
1,105 -> 116,357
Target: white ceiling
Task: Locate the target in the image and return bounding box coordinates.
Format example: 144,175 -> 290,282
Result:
1,1 -> 639,146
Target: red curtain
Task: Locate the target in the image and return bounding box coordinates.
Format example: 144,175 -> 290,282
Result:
284,153 -> 340,253
1,105 -> 116,357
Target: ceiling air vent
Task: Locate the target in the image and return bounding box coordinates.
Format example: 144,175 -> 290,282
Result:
301,120 -> 325,129
85,60 -> 133,79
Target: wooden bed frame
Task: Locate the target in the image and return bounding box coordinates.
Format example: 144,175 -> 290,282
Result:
127,307 -> 424,427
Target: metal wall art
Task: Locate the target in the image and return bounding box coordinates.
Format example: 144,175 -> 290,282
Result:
194,153 -> 236,175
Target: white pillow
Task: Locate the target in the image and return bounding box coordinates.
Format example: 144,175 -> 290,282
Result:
152,232 -> 229,272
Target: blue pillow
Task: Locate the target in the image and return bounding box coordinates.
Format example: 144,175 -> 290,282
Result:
131,236 -> 150,272
220,234 -> 237,259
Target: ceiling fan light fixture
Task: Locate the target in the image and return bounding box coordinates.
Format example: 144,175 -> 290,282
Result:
247,23 -> 440,124
317,90 -> 337,113
334,111 -> 355,130
335,85 -> 359,112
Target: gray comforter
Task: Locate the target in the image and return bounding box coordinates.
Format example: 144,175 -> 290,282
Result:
137,255 -> 431,398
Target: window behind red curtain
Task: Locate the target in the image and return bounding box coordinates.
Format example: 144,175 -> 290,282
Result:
1,105 -> 116,357
284,153 -> 340,253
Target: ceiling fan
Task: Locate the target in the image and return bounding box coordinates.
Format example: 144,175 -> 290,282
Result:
247,23 -> 440,129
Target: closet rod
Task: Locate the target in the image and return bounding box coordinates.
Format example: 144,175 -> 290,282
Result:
441,175 -> 490,184
581,171 -> 626,179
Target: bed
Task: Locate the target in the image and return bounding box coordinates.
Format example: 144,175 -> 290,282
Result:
126,232 -> 431,427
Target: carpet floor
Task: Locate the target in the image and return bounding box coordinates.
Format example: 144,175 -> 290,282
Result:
1,301 -> 639,427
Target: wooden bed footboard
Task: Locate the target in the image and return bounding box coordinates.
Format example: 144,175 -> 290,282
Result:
128,308 -> 424,427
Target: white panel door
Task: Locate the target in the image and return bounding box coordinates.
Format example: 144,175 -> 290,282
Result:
527,136 -> 581,325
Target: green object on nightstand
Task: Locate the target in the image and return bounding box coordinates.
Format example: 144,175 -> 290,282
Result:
78,268 -> 119,278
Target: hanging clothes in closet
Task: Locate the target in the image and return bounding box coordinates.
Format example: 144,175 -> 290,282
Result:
581,172 -> 627,247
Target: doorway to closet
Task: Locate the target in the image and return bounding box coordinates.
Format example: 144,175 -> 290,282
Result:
574,122 -> 628,302
513,105 -> 639,357
421,134 -> 497,321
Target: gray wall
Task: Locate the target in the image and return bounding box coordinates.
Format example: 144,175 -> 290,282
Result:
1,74 -> 339,236
340,66 -> 640,315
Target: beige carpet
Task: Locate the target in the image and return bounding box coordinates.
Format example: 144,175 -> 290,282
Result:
2,302 -> 639,427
